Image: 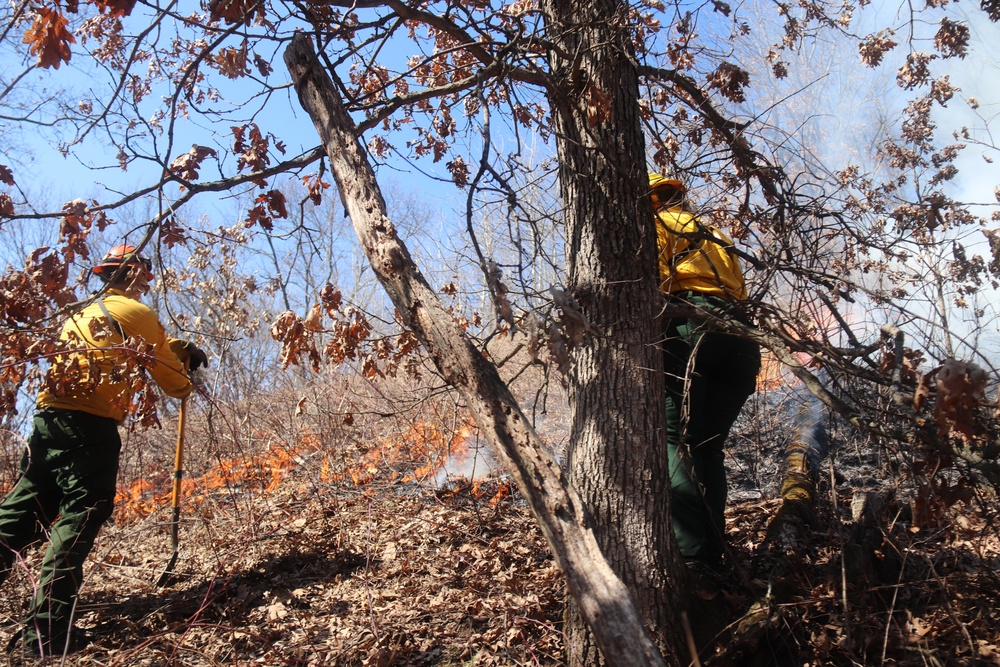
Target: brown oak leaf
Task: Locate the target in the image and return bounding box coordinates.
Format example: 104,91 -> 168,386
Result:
94,0 -> 137,17
170,145 -> 218,181
23,7 -> 75,69
302,173 -> 330,206
212,43 -> 251,79
208,0 -> 263,26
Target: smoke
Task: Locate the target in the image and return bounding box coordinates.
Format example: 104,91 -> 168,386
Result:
431,432 -> 499,487
793,391 -> 830,467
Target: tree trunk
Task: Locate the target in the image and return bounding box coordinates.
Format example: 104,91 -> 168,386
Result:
539,0 -> 687,663
284,33 -> 669,667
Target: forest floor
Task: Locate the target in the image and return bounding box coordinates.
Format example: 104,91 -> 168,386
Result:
0,409 -> 998,666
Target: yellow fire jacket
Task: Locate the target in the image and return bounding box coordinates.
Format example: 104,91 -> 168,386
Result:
656,206 -> 747,300
37,289 -> 193,423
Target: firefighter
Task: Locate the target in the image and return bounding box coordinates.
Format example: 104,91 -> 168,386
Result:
0,244 -> 207,656
650,175 -> 761,567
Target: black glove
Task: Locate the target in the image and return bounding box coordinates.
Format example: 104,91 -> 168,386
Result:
186,343 -> 209,371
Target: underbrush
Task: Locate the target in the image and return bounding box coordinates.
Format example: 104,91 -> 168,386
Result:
0,370 -> 997,666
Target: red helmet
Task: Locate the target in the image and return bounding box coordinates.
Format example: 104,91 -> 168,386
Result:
91,244 -> 154,281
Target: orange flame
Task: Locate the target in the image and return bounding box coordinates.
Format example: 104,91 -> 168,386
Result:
757,351 -> 785,391
114,432 -> 322,524
114,418 -> 481,524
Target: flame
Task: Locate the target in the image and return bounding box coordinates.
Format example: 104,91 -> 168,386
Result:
114,417 -> 482,524
407,422 -> 477,482
757,351 -> 785,391
114,430 -> 323,524
756,298 -> 862,392
436,477 -> 512,506
335,419 -> 477,486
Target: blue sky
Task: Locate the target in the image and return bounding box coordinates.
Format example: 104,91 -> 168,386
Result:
6,1 -> 998,224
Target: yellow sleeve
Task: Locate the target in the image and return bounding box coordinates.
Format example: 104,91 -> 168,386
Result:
168,338 -> 191,363
104,296 -> 193,398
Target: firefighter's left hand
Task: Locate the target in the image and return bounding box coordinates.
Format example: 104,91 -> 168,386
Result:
185,343 -> 209,371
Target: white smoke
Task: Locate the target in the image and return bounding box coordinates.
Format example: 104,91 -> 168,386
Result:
431,432 -> 499,487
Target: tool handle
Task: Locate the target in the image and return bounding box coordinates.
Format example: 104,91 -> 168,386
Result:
168,505 -> 181,551
168,395 -> 188,508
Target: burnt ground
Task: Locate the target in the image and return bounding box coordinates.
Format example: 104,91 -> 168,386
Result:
0,416 -> 998,666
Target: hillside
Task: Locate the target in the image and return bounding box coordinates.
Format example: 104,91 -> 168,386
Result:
1,398 -> 998,666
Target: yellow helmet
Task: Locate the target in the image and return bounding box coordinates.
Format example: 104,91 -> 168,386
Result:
648,173 -> 686,208
648,173 -> 686,193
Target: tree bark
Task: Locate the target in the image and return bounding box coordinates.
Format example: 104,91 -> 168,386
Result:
284,33 -> 668,667
540,0 -> 686,663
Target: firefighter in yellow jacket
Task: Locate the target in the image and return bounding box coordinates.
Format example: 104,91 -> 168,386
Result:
0,244 -> 207,656
651,175 -> 760,568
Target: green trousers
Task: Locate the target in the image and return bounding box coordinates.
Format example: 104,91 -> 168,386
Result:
663,293 -> 760,563
0,408 -> 120,645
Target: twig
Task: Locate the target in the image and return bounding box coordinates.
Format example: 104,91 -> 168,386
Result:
363,496 -> 381,643
680,611 -> 702,667
880,546 -> 910,665
923,556 -> 976,657
881,324 -> 907,406
829,457 -> 852,655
